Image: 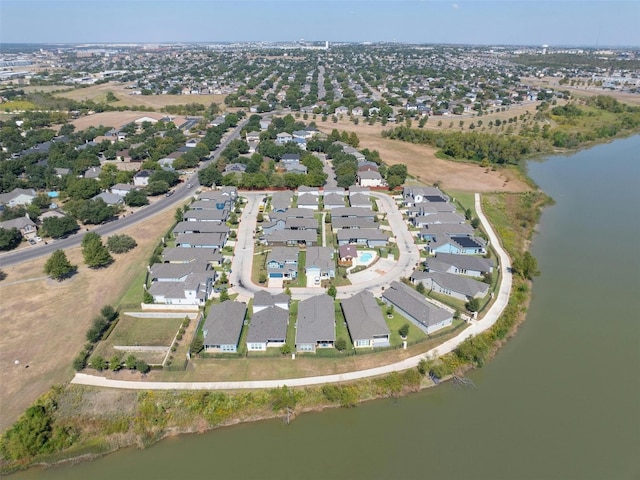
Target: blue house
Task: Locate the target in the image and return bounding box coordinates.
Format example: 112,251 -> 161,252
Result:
427,235 -> 486,255
266,247 -> 299,279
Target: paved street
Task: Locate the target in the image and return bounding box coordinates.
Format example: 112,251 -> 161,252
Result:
71,192 -> 513,390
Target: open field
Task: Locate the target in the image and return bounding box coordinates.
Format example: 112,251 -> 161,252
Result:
0,206 -> 178,432
57,82 -> 227,110
522,76 -> 640,106
71,110 -> 188,132
313,118 -> 532,193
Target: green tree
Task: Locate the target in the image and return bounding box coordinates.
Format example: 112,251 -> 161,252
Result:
269,385 -> 298,413
466,297 -> 480,312
335,338 -> 347,351
81,232 -> 113,268
416,282 -> 426,294
40,216 -> 78,239
471,217 -> 480,229
0,227 -> 22,251
280,344 -> 292,355
125,354 -> 137,370
124,189 -> 148,207
145,180 -> 170,196
110,354 -> 121,372
512,251 -> 540,280
44,249 -> 76,281
399,323 -> 410,338
219,288 -> 230,302
327,285 -> 337,298
92,355 -> 106,371
136,360 -> 150,374
106,234 -> 137,253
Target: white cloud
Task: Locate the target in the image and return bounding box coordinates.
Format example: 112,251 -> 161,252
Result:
452,3 -> 460,9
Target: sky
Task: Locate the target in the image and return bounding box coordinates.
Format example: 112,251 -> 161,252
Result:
1,0 -> 639,47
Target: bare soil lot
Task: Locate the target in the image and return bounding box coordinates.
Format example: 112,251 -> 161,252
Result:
71,111 -> 188,132
314,118 -> 531,193
0,207 -> 177,432
58,82 -> 227,110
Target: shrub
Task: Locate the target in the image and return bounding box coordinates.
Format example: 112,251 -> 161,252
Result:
136,360 -> 150,374
399,323 -> 410,338
335,338 -> 347,351
106,234 -> 137,254
280,344 -> 292,355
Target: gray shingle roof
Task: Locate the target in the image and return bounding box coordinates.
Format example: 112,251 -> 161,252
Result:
246,306 -> 289,343
161,247 -> 222,264
331,207 -> 375,218
173,221 -> 230,235
427,253 -> 494,274
296,294 -> 336,344
411,270 -> 489,298
203,301 -> 247,347
382,281 -> 452,328
253,291 -> 291,309
305,246 -> 334,270
340,291 -> 389,342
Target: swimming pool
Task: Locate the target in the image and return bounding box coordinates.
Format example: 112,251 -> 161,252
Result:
359,253 -> 373,263
356,250 -> 377,266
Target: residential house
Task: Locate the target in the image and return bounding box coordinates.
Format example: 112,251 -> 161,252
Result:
280,208 -> 314,219
297,186 -> 320,196
335,106 -> 349,115
410,212 -> 466,227
351,106 -> 364,116
425,252 -> 494,277
161,247 -> 223,266
305,246 -> 335,281
172,221 -> 230,237
324,187 -> 345,197
110,183 -> 138,197
263,229 -> 317,246
331,207 -> 376,221
296,294 -> 336,353
410,270 -> 489,302
261,218 -> 286,235
426,234 -> 487,255
246,305 -> 289,351
147,262 -> 215,306
357,170 -> 384,187
92,192 -> 124,206
253,291 -> 291,313
292,130 -> 313,140
197,191 -> 235,209
174,232 -> 228,249
183,209 -> 230,223
0,188 -> 36,207
259,119 -> 271,130
331,216 -> 378,231
266,247 -> 299,279
203,301 -> 247,353
133,170 -> 152,187
285,217 -> 317,231
418,223 -> 475,241
276,132 -> 293,145
323,192 -> 346,210
381,281 -> 453,335
245,131 -> 261,142
402,186 -> 449,207
337,229 -> 389,247
297,193 -> 319,210
271,191 -> 293,212
224,163 -> 247,174
340,291 -> 390,348
338,244 -> 357,265
348,192 -> 372,209
0,215 -> 37,238
406,202 -> 457,218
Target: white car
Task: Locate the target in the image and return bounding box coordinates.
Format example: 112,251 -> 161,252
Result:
34,236 -> 42,242
314,277 -> 321,285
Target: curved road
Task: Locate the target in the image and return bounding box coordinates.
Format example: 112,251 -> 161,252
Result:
0,118 -> 249,269
72,193 -> 513,390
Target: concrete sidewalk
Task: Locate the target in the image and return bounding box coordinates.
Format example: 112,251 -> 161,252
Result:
71,193 -> 513,391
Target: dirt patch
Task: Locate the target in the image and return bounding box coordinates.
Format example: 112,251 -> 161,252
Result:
59,82 -> 227,110
71,111 -> 188,132
0,207 -> 176,432
523,76 -> 640,106
313,118 -> 531,193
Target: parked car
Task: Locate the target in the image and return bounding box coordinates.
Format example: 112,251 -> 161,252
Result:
165,190 -> 174,197
314,277 -> 321,285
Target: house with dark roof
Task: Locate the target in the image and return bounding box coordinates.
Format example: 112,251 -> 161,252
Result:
338,244 -> 357,265
266,247 -> 299,279
402,186 -> 449,207
410,270 -> 489,302
418,223 -> 474,242
381,281 -> 453,335
0,188 -> 36,207
305,246 -> 335,282
0,215 -> 37,238
203,301 -> 247,353
331,216 -> 378,232
246,305 -> 289,351
426,234 -> 487,255
340,291 -> 390,348
337,229 -> 389,247
263,229 -> 317,246
296,294 -> 336,353
271,191 -> 293,212
253,291 -> 290,313
133,170 -> 152,186
410,212 -> 466,227
425,252 -> 494,278
175,232 -> 228,249
331,207 -> 376,220
297,192 -> 319,210
147,267 -> 215,306
406,201 -> 457,217
357,170 -> 384,187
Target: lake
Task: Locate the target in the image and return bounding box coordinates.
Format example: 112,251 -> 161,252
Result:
12,136 -> 640,480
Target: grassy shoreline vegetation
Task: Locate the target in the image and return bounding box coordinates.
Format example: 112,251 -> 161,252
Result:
0,182 -> 550,475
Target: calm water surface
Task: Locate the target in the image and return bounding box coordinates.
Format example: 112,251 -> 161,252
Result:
13,136 -> 640,480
